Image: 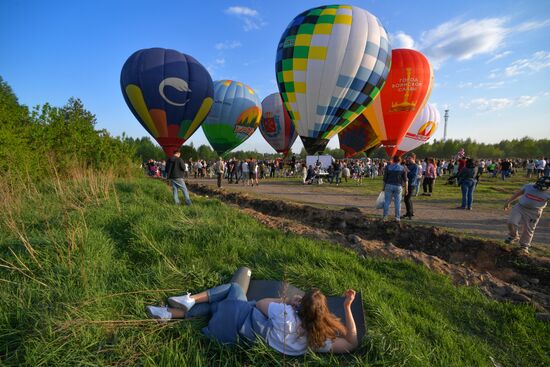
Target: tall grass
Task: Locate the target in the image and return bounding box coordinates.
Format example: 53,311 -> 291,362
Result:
0,172 -> 548,366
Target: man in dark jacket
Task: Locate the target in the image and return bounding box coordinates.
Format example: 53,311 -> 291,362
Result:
403,153 -> 418,219
166,151 -> 192,205
382,156 -> 408,221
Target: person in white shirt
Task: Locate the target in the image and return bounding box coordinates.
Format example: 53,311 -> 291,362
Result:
146,283 -> 358,355
536,157 -> 547,177
241,160 -> 250,186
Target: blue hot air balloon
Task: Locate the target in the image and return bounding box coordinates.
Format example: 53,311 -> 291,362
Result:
120,48 -> 214,156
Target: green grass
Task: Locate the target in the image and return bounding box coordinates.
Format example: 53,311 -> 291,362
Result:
0,176 -> 549,366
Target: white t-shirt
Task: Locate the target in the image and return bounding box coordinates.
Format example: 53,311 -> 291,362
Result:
519,184 -> 550,210
266,303 -> 332,356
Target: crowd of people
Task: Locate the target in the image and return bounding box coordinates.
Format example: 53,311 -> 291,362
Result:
143,156 -> 300,184
146,153 -> 548,255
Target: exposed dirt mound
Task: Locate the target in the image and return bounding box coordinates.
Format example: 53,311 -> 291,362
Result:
188,183 -> 550,313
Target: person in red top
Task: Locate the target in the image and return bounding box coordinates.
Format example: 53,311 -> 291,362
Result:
457,157 -> 467,171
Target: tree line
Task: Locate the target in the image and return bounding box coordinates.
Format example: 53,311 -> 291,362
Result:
0,76 -> 134,181
1,75 -> 547,183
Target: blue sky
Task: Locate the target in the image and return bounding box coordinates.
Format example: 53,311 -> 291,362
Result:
1,0 -> 549,153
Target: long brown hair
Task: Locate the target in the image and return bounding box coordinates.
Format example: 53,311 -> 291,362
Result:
297,288 -> 346,349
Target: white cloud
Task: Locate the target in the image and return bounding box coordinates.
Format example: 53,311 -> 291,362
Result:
461,95 -> 538,111
458,81 -> 505,89
405,17 -> 550,69
226,6 -> 258,17
225,6 -> 266,31
389,31 -> 415,49
419,18 -> 508,68
516,95 -> 538,107
504,51 -> 550,76
215,58 -> 226,66
486,51 -> 512,63
514,19 -> 550,32
215,40 -> 242,50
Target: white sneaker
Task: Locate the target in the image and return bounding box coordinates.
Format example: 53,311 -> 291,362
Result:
145,306 -> 172,320
168,292 -> 196,310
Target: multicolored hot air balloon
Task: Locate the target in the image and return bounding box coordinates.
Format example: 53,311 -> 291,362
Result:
364,144 -> 380,157
260,93 -> 298,156
202,80 -> 261,156
276,4 -> 391,154
362,48 -> 434,157
120,48 -> 214,156
338,114 -> 380,158
396,104 -> 440,156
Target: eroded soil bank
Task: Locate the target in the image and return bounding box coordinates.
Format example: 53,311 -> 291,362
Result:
188,183 -> 550,315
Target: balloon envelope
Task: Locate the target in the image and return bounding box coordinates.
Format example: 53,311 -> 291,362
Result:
275,5 -> 391,154
120,48 -> 214,156
396,104 -> 440,156
260,93 -> 298,155
362,49 -> 433,157
202,80 -> 262,155
338,114 -> 380,158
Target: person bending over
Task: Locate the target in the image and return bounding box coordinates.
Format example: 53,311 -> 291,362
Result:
504,176 -> 549,254
146,282 -> 358,355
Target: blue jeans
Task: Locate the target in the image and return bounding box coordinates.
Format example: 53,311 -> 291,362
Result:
187,282 -> 248,318
501,170 -> 510,180
171,178 -> 191,205
383,184 -> 402,218
460,179 -> 475,208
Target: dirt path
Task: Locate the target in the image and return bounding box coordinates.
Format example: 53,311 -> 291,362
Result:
192,178 -> 550,249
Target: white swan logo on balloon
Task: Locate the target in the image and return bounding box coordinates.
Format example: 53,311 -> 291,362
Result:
159,77 -> 191,106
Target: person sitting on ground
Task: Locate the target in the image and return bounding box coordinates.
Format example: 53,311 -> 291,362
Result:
145,282 -> 358,355
305,165 -> 315,185
504,176 -> 550,254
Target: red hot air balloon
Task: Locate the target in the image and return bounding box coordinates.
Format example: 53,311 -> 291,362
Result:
362,49 -> 433,157
260,93 -> 298,156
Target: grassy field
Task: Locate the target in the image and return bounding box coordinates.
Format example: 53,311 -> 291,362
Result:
1,174 -> 549,366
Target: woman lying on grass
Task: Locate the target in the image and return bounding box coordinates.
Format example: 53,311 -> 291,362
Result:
145,282 -> 358,355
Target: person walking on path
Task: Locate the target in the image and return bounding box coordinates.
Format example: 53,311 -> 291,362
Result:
457,158 -> 478,210
166,151 -> 192,206
214,157 -> 225,188
422,158 -> 436,196
504,176 -> 550,254
500,159 -> 512,180
382,156 -> 408,221
249,159 -> 259,186
241,160 -> 250,186
333,160 -> 342,186
403,153 -> 418,219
